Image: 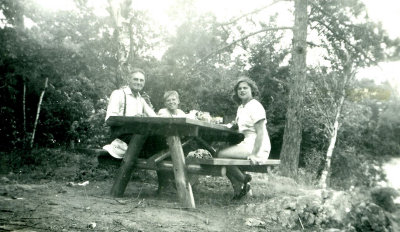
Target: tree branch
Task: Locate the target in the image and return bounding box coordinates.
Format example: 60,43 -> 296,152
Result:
219,0 -> 288,27
268,76 -> 287,86
187,26 -> 292,72
317,19 -> 377,65
310,2 -> 378,65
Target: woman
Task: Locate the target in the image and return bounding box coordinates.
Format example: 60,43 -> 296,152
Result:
158,91 -> 186,117
218,76 -> 271,200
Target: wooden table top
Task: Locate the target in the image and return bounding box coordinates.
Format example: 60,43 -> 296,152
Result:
106,116 -> 244,142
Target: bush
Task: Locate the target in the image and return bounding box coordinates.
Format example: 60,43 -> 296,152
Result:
329,147 -> 385,189
0,148 -> 116,182
371,187 -> 399,213
302,148 -> 325,179
347,202 -> 393,232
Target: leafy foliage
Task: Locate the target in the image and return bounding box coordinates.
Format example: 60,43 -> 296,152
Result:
0,0 -> 398,191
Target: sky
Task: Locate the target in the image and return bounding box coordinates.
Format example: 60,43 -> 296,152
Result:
30,0 -> 400,90
31,0 -> 400,38
31,0 -> 400,40
357,0 -> 400,90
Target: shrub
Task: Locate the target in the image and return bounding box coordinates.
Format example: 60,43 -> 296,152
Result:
329,147 -> 385,189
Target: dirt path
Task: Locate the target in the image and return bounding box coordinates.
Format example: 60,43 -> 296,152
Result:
1,151 -> 398,231
0,175 -> 288,232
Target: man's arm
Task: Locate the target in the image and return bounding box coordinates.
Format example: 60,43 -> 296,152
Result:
141,91 -> 153,109
142,98 -> 157,116
105,90 -> 123,121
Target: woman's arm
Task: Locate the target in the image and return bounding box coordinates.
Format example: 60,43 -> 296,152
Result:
251,119 -> 266,156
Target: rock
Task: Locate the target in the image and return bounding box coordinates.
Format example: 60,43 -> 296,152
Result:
0,176 -> 10,183
323,190 -> 352,223
87,222 -> 96,229
15,184 -> 35,192
324,229 -> 342,232
371,187 -> 399,213
245,218 -> 266,227
303,212 -> 315,225
279,209 -> 298,229
348,202 -> 392,232
119,219 -> 140,229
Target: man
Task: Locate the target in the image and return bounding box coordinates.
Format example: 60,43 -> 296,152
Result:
103,68 -> 157,159
102,68 -> 173,194
105,68 -> 156,121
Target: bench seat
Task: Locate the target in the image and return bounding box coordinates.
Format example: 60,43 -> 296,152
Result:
185,158 -> 280,166
133,158 -> 280,176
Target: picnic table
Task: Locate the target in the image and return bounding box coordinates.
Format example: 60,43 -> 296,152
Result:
106,116 -> 279,208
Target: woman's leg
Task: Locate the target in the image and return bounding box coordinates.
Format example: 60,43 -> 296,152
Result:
226,166 -> 245,182
218,144 -> 251,159
226,169 -> 242,194
218,145 -> 252,198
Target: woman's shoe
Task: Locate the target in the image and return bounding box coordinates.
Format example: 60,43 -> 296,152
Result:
244,174 -> 252,184
231,193 -> 240,201
232,174 -> 252,201
233,183 -> 251,200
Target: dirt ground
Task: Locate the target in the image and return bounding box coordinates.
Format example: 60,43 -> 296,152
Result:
1,150 -> 399,232
0,169 -> 293,232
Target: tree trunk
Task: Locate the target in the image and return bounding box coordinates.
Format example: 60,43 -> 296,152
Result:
23,83 -> 27,143
319,94 -> 344,189
30,78 -> 48,149
107,0 -> 133,84
279,0 -> 308,178
319,61 -> 353,188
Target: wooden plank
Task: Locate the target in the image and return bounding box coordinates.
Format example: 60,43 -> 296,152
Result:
106,116 -> 243,142
110,135 -> 147,197
109,123 -> 199,138
134,159 -> 276,175
193,137 -> 216,156
134,159 -> 224,176
240,165 -> 276,173
146,150 -> 170,168
166,135 -> 195,208
145,138 -> 195,167
186,158 -> 280,166
106,116 -> 230,131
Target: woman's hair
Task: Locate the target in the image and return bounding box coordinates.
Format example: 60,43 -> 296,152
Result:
163,90 -> 180,102
232,76 -> 260,104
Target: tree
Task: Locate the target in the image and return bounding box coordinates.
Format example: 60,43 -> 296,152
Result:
0,0 -> 134,148
305,0 -> 395,186
279,0 -> 308,177
279,0 -> 396,178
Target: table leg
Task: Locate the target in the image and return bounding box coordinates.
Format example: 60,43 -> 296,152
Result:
110,134 -> 147,197
166,135 -> 195,208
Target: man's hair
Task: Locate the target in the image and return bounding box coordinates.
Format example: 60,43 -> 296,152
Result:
128,67 -> 145,76
232,76 -> 260,104
163,90 -> 179,101
120,66 -> 146,87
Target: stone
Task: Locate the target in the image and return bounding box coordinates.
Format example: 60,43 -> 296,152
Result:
348,202 -> 392,232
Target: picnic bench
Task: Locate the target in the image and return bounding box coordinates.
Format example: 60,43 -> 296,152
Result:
106,116 -> 280,208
